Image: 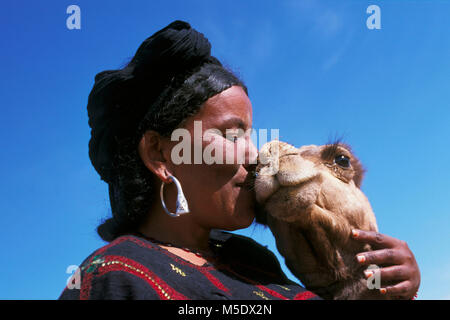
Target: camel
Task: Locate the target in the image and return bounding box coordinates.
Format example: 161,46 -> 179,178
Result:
254,140 -> 381,299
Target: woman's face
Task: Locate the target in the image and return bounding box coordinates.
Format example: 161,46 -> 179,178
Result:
163,85 -> 258,230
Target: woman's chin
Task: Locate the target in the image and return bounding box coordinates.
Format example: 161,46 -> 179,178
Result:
223,215 -> 254,231
229,197 -> 256,229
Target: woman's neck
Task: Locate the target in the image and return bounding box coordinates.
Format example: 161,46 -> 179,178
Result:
138,205 -> 212,253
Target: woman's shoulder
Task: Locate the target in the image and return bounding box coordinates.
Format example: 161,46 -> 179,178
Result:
88,234 -> 162,259
58,234 -> 183,300
78,234 -> 168,272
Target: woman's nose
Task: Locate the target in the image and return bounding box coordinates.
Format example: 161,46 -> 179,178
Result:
244,139 -> 258,170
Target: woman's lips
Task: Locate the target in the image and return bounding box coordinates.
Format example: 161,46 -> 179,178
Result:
235,175 -> 256,190
235,164 -> 257,189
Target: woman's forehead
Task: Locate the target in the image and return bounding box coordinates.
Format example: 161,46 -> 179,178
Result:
196,86 -> 252,127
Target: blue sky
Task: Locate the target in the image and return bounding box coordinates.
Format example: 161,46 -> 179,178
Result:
0,0 -> 449,300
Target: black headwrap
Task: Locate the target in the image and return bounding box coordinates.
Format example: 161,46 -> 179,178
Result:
87,20 -> 217,183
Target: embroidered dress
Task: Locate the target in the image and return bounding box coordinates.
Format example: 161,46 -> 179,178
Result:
59,230 -> 320,300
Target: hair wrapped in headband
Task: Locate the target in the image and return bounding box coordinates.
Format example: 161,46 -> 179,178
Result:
87,20 -> 216,183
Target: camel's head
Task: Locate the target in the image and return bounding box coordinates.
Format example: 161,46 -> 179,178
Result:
254,140 -> 378,297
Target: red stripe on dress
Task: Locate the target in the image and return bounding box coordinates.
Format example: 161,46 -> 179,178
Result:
97,255 -> 188,300
80,271 -> 94,300
256,285 -> 289,300
199,269 -> 230,294
294,291 -> 317,300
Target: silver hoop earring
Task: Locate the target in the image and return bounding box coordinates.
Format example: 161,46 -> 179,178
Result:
160,175 -> 190,217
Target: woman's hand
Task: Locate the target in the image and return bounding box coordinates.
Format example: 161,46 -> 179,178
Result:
352,229 -> 420,299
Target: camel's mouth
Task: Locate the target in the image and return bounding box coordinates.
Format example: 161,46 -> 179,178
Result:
254,172 -> 317,206
253,171 -> 278,205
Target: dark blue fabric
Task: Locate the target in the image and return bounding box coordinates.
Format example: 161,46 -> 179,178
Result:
59,230 -> 321,300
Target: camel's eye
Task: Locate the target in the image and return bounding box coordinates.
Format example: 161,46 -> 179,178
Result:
334,155 -> 351,168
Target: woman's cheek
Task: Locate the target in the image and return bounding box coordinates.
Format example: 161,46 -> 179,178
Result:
201,131 -> 241,167
221,136 -> 248,166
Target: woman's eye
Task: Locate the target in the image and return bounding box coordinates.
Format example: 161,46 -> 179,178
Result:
225,130 -> 242,143
227,135 -> 238,143
334,155 -> 351,168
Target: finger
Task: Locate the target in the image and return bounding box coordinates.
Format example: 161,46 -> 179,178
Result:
370,266 -> 410,284
356,248 -> 404,266
352,229 -> 399,249
380,281 -> 413,299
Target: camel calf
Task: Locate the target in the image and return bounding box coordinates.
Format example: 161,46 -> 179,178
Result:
254,140 -> 381,299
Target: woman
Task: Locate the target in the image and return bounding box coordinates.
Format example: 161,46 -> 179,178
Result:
59,20 -> 420,300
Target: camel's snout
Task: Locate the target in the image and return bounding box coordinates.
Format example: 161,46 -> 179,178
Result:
254,141 -> 320,204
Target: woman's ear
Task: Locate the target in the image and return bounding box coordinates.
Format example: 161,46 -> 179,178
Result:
138,131 -> 172,184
